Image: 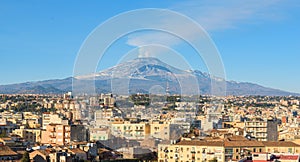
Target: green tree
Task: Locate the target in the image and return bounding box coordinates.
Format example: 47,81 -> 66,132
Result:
0,131 -> 7,138
209,157 -> 218,162
21,152 -> 30,162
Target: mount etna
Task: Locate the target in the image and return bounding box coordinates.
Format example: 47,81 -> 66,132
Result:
0,57 -> 297,96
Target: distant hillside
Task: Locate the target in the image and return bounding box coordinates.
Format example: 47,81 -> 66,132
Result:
0,57 -> 298,96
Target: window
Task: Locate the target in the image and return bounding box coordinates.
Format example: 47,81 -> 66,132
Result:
236,148 -> 239,152
225,148 -> 233,154
253,148 -> 256,152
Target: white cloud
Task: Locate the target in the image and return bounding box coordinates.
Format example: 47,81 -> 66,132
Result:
127,32 -> 182,58
126,0 -> 287,55
171,0 -> 284,31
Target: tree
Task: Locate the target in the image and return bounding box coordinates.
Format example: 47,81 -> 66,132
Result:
21,152 -> 30,162
0,131 -> 7,138
209,157 -> 218,162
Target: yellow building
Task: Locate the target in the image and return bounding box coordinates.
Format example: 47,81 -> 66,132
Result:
158,140 -> 224,162
158,136 -> 300,162
89,128 -> 111,141
224,136 -> 265,161
262,141 -> 300,154
42,112 -> 68,129
111,120 -> 150,140
12,126 -> 42,143
150,120 -> 171,140
222,121 -> 245,129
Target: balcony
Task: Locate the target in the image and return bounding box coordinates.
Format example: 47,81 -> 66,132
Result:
124,133 -> 133,137
135,134 -> 144,137
65,127 -> 70,132
135,129 -> 144,132
50,140 -> 56,144
256,130 -> 266,133
225,151 -> 233,156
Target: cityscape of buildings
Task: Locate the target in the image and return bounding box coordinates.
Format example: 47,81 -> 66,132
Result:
1,0 -> 299,162
0,93 -> 300,161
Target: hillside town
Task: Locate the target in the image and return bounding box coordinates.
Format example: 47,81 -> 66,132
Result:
0,93 -> 300,162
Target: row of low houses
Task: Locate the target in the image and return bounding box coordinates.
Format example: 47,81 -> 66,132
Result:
158,135 -> 300,162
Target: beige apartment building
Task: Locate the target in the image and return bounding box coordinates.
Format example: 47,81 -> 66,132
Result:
158,136 -> 300,162
224,137 -> 265,161
244,120 -> 268,141
111,120 -> 150,140
262,141 -> 300,153
158,140 -> 224,162
41,124 -> 71,145
42,112 -> 68,129
12,126 -> 41,143
89,127 -> 111,141
150,120 -> 171,140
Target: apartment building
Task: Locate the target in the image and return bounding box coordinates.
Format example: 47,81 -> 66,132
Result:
23,113 -> 41,128
12,126 -> 41,143
244,118 -> 278,141
42,112 -> 68,129
150,120 -> 171,140
41,124 -> 71,145
245,120 -> 268,141
0,118 -> 17,136
89,127 -> 111,141
158,136 -> 300,162
224,136 -> 265,161
262,141 -> 300,153
100,93 -> 115,107
111,119 -> 150,140
158,140 -> 224,162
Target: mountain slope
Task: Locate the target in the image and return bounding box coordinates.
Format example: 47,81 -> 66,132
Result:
0,57 -> 298,96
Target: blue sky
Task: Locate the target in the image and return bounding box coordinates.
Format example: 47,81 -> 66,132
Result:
0,0 -> 300,93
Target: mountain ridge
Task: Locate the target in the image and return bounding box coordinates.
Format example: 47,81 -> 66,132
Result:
0,57 -> 298,96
